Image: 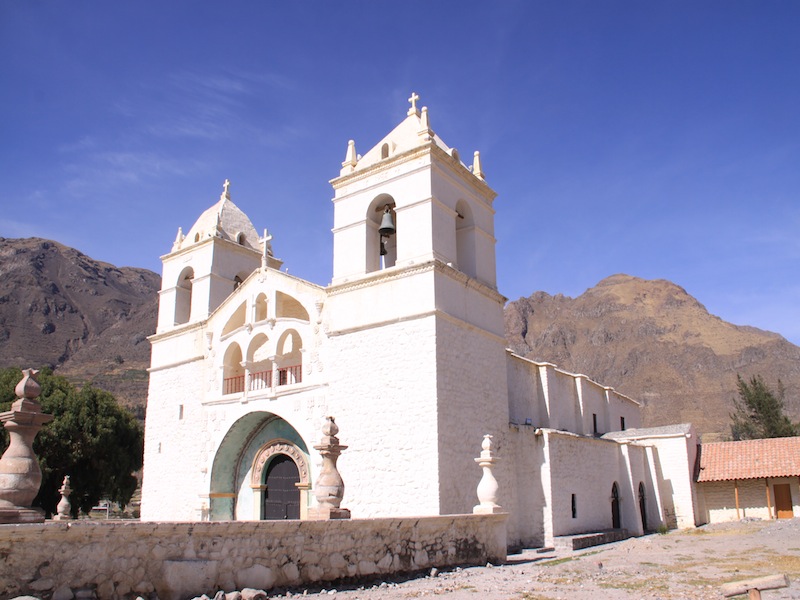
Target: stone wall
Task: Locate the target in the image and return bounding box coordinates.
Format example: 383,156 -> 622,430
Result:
0,514 -> 507,600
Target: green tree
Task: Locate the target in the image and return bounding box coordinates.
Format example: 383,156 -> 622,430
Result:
730,374 -> 798,440
0,367 -> 143,517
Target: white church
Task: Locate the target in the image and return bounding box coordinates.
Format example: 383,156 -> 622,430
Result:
141,94 -> 703,548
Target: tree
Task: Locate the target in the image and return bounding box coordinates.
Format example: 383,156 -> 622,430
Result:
0,367 -> 144,517
730,374 -> 798,440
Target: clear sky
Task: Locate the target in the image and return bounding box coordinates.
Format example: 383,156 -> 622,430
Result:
1,2 -> 799,344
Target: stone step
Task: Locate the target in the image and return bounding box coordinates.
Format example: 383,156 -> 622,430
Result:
553,528 -> 630,551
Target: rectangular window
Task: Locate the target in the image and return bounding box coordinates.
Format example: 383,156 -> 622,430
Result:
593,413 -> 598,435
620,416 -> 626,431
571,494 -> 577,518
178,404 -> 184,420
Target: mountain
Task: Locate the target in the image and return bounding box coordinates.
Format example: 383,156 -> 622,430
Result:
0,238 -> 160,416
1,240 -> 797,440
505,274 -> 800,440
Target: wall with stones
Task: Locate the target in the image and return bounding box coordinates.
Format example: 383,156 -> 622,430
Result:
0,514 -> 507,600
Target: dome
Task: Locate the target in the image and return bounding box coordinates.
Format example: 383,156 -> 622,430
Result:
182,181 -> 261,253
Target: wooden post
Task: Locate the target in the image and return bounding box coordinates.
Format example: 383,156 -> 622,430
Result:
734,480 -> 740,519
765,478 -> 773,519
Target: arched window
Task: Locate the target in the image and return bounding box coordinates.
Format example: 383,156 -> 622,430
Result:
638,482 -> 647,531
254,293 -> 268,322
366,194 -> 397,273
275,329 -> 302,386
611,482 -> 621,529
222,302 -> 246,336
455,199 -> 476,278
236,232 -> 246,245
174,267 -> 194,325
276,292 -> 309,321
381,143 -> 390,159
222,343 -> 244,394
247,333 -> 272,391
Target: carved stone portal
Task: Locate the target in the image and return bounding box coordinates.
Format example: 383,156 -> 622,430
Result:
0,369 -> 54,523
308,416 -> 350,520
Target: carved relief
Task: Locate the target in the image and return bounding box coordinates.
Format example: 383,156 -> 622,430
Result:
250,438 -> 310,488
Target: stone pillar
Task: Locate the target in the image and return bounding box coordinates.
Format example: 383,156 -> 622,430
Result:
0,369 -> 54,523
474,434 -> 503,514
54,475 -> 73,521
308,416 -> 351,520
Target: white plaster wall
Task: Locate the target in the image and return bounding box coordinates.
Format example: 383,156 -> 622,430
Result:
504,426 -> 546,548
435,316 -> 509,515
543,432 -> 641,544
636,434 -> 699,529
700,477 -> 800,523
608,390 -> 642,431
506,354 -> 546,428
544,368 -> 581,433
141,360 -> 209,521
325,316 -> 441,517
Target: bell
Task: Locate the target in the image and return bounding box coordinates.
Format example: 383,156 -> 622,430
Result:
378,206 -> 396,236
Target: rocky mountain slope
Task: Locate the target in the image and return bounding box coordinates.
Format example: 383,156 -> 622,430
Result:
505,274 -> 800,439
0,238 -> 160,415
1,239 -> 797,439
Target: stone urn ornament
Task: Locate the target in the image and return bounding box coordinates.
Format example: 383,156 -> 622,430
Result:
54,475 -> 73,521
473,434 -> 504,514
0,369 -> 54,523
309,416 -> 351,519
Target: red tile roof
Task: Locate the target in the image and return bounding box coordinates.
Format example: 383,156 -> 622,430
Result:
697,436 -> 800,482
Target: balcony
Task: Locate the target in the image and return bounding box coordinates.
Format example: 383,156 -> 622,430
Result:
223,365 -> 302,396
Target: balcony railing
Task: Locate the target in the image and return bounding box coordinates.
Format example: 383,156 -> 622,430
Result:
224,365 -> 303,395
250,369 -> 272,391
223,375 -> 245,395
277,364 -> 302,386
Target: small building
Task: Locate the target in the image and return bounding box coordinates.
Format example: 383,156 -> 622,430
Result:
696,436 -> 800,523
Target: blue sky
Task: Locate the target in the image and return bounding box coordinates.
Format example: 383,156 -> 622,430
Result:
1,2 -> 799,344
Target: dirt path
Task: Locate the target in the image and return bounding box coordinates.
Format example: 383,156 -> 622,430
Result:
279,519 -> 800,600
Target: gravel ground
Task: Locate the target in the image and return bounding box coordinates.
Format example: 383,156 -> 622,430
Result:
272,518 -> 800,600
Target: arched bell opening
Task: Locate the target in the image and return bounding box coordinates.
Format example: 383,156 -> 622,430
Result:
208,412 -> 310,521
366,194 -> 397,273
174,267 -> 194,325
454,199 -> 476,278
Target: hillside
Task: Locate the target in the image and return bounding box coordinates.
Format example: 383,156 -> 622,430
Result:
0,238 -> 160,415
1,239 -> 797,439
505,274 -> 800,439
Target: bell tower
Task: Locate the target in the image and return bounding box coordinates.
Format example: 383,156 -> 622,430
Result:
325,95 -> 510,517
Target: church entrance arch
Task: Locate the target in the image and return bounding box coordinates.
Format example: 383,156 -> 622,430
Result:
208,412 -> 310,521
611,482 -> 621,529
263,455 -> 300,519
251,438 -> 309,520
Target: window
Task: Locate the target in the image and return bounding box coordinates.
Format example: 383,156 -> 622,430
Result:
571,494 -> 577,518
593,413 -> 598,435
620,416 -> 626,431
178,405 -> 184,420
381,143 -> 389,159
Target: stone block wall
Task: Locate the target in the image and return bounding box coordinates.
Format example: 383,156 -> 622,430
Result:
0,514 -> 507,600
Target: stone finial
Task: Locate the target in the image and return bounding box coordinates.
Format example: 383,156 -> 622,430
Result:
341,140 -> 358,174
418,106 -> 434,142
54,475 -> 72,521
472,151 -> 484,180
172,227 -> 184,252
408,91 -> 420,116
0,369 -> 54,523
473,434 -> 503,514
308,416 -> 350,520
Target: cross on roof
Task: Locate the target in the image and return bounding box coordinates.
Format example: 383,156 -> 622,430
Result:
222,179 -> 231,197
408,92 -> 420,115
